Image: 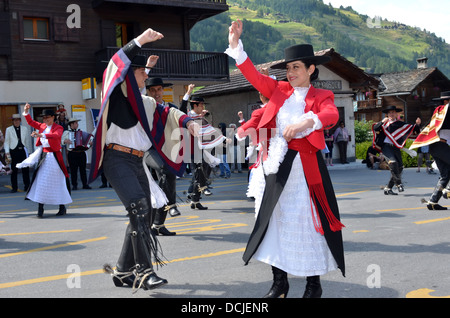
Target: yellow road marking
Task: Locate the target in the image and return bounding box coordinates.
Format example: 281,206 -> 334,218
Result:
176,223 -> 247,234
353,230 -> 369,233
406,288 -> 450,298
0,209 -> 28,214
414,217 -> 450,224
336,190 -> 369,197
0,247 -> 245,289
0,229 -> 82,237
0,237 -> 107,258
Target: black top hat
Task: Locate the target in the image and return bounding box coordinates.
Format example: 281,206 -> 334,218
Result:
41,109 -> 55,117
146,77 -> 173,88
130,55 -> 152,69
190,96 -> 208,105
432,91 -> 450,101
271,44 -> 331,70
382,105 -> 403,113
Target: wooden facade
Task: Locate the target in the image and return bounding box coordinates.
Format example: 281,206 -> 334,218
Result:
0,0 -> 229,82
355,66 -> 450,124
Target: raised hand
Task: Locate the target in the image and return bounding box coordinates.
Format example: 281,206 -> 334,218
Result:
136,28 -> 164,46
146,55 -> 159,69
24,103 -> 31,114
228,19 -> 243,49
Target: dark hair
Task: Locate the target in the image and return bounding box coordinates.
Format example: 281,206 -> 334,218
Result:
302,59 -> 319,82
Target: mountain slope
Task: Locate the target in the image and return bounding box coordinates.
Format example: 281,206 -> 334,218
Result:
190,0 -> 450,76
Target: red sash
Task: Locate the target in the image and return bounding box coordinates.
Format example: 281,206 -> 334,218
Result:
288,138 -> 345,234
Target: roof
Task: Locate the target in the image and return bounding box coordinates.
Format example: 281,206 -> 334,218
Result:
378,67 -> 442,96
196,48 -> 379,97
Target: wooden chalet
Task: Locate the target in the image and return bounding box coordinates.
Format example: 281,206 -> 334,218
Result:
355,58 -> 450,124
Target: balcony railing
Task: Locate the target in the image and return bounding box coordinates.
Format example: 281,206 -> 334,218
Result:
356,99 -> 381,110
96,47 -> 229,82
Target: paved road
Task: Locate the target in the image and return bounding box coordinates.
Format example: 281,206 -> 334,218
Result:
0,162 -> 449,300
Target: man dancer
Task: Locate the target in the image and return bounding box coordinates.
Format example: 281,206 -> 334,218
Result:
89,28 -> 198,292
411,91 -> 450,210
4,114 -> 32,192
144,78 -> 193,235
186,96 -> 225,210
372,105 -> 420,195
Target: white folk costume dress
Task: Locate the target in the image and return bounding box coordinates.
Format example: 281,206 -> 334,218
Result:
226,41 -> 345,277
20,116 -> 72,205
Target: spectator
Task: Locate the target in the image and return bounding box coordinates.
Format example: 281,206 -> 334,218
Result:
333,121 -> 349,164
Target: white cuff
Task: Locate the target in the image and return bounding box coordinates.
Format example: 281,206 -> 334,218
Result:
295,111 -> 323,139
134,38 -> 142,48
224,39 -> 248,65
183,93 -> 190,101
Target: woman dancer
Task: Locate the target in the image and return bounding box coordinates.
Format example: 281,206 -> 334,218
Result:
227,20 -> 345,298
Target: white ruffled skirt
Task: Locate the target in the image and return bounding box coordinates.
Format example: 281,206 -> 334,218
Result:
248,137 -> 337,276
26,152 -> 72,205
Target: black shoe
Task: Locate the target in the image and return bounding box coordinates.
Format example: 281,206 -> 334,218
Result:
140,272 -> 168,290
56,205 -> 66,216
72,186 -> 78,191
168,207 -> 181,217
263,267 -> 289,298
152,225 -> 176,236
397,184 -> 404,192
99,184 -> 107,188
303,276 -> 322,298
384,188 -> 398,195
204,189 -> 213,196
191,202 -> 208,210
37,204 -> 44,218
82,185 -> 92,189
427,203 -> 448,210
10,189 -> 17,193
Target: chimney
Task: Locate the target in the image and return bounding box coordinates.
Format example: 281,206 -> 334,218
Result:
417,57 -> 428,69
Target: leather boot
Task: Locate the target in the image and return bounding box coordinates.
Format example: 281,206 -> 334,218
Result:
426,184 -> 448,210
56,205 -> 67,216
384,187 -> 397,195
303,275 -> 322,298
191,202 -> 208,210
152,208 -> 176,235
263,266 -> 289,298
137,269 -> 168,290
37,203 -> 44,218
151,224 -> 176,236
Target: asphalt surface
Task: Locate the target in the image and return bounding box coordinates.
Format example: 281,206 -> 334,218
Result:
1,160 -> 449,301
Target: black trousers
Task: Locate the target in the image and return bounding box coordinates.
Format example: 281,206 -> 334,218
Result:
68,151 -> 88,187
10,147 -> 30,191
381,143 -> 403,188
188,161 -> 209,202
429,141 -> 450,189
102,148 -> 160,272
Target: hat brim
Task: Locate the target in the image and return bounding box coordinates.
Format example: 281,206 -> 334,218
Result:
146,83 -> 173,88
270,56 -> 331,69
382,108 -> 403,113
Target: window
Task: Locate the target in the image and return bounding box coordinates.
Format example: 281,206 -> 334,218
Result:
116,23 -> 133,47
23,17 -> 49,41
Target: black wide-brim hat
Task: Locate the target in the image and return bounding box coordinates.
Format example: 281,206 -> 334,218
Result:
271,44 -> 331,69
130,55 -> 152,69
382,105 -> 403,113
41,109 -> 55,117
146,77 -> 173,88
432,91 -> 450,101
190,96 -> 208,104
